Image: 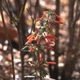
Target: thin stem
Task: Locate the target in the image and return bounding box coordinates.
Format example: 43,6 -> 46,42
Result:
18,0 -> 26,23
0,1 -> 15,80
16,0 -> 27,80
37,52 -> 42,80
40,67 -> 42,80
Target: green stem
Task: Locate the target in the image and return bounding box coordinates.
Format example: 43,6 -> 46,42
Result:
38,53 -> 42,80
40,67 -> 42,80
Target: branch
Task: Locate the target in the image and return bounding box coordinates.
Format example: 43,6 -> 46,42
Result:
55,0 -> 60,56
16,0 -> 27,80
0,1 -> 15,80
68,0 -> 75,29
5,0 -> 14,23
18,0 -> 26,23
68,0 -> 80,51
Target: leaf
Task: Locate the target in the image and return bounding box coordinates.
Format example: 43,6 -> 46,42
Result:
41,69 -> 48,77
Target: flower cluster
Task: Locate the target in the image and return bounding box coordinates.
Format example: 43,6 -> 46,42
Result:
24,11 -> 63,78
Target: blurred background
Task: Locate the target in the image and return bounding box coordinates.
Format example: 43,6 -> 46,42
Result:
0,0 -> 80,80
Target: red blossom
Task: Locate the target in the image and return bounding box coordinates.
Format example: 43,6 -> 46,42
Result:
47,62 -> 56,65
25,12 -> 61,72
35,13 -> 46,22
45,42 -> 53,46
55,14 -> 61,19
39,54 -> 44,64
39,53 -> 45,64
25,34 -> 34,44
29,47 -> 35,52
41,13 -> 46,18
35,18 -> 41,22
27,34 -> 34,39
25,38 -> 34,44
54,21 -> 63,24
45,35 -> 58,40
37,37 -> 40,44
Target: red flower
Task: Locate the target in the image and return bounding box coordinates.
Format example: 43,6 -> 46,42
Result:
25,38 -> 34,44
25,34 -> 34,44
54,21 -> 63,24
45,35 -> 58,40
35,18 -> 41,22
39,54 -> 44,64
27,34 -> 34,39
35,13 -> 46,22
41,13 -> 46,18
55,14 -> 61,19
48,62 -> 56,65
37,37 -> 40,44
29,47 -> 35,52
45,42 -> 53,45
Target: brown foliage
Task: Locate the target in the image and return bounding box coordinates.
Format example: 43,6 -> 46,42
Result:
0,22 -> 18,40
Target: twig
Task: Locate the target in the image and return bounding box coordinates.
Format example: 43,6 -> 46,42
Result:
68,0 -> 75,29
64,0 -> 80,79
0,1 -> 15,80
18,0 -> 26,23
2,5 -> 10,16
5,0 -> 14,23
27,0 -> 35,32
16,0 -> 27,80
49,0 -> 60,79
